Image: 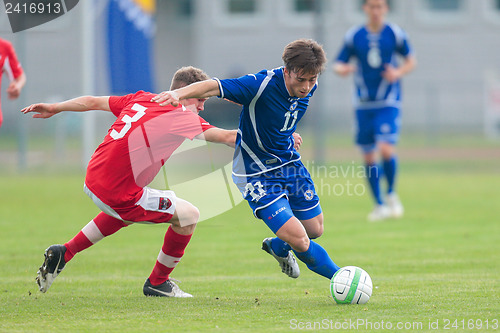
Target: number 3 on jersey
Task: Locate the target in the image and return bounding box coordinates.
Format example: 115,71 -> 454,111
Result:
110,103 -> 147,140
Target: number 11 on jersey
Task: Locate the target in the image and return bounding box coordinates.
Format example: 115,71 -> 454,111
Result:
280,110 -> 298,132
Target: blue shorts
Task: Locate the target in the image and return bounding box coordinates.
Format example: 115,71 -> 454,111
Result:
233,160 -> 322,233
355,107 -> 400,153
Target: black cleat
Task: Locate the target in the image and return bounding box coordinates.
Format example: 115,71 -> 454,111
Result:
36,244 -> 66,293
143,278 -> 192,298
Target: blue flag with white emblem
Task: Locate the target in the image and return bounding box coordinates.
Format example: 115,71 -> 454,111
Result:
107,0 -> 156,94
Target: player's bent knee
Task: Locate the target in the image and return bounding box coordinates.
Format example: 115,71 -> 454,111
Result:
378,140 -> 395,154
301,214 -> 324,239
275,218 -> 310,252
182,204 -> 200,226
190,204 -> 200,222
363,153 -> 377,165
288,235 -> 310,253
313,219 -> 324,238
173,199 -> 200,227
308,224 -> 324,239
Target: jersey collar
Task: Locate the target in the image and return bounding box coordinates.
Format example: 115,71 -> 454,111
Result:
365,23 -> 387,35
279,67 -> 300,101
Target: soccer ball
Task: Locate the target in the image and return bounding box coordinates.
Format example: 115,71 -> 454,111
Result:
330,266 -> 373,304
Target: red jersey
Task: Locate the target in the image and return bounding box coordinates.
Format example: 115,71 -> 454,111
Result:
0,38 -> 23,115
85,91 -> 214,208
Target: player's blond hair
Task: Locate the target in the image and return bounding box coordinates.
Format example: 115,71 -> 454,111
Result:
282,39 -> 327,75
170,66 -> 210,90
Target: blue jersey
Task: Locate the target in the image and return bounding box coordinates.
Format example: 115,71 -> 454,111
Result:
336,23 -> 412,110
215,67 -> 316,177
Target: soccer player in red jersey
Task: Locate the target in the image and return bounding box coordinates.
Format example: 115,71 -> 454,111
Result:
22,67 -> 236,297
0,38 -> 26,128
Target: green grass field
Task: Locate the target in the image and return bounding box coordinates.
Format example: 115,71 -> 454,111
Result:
1,146 -> 499,332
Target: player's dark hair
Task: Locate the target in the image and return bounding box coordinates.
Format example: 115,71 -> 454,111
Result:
282,39 -> 327,75
170,66 -> 210,90
363,0 -> 388,6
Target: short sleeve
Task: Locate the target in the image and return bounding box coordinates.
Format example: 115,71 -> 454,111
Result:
199,116 -> 215,132
336,42 -> 352,63
390,24 -> 412,57
336,27 -> 358,63
3,41 -> 23,80
216,72 -> 265,106
108,91 -> 145,117
397,34 -> 412,57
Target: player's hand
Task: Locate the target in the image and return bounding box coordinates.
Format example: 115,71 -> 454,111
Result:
151,90 -> 180,107
292,132 -> 303,150
382,64 -> 401,83
333,63 -> 356,77
7,82 -> 22,100
21,103 -> 58,119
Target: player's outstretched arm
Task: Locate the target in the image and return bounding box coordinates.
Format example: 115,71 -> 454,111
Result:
333,62 -> 356,77
152,79 -> 221,107
21,96 -> 111,119
197,128 -> 237,148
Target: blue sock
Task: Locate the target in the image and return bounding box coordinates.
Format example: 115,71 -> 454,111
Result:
383,156 -> 397,194
271,237 -> 291,257
294,240 -> 340,279
365,163 -> 383,205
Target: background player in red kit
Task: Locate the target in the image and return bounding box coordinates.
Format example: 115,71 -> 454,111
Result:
0,38 -> 26,128
22,67 -> 236,297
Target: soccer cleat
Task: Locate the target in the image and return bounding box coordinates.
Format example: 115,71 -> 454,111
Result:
367,205 -> 391,222
36,244 -> 67,293
386,192 -> 404,218
262,237 -> 300,278
143,278 -> 193,298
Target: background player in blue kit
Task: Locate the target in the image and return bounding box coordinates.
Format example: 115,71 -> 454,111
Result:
153,39 -> 341,281
333,0 -> 416,222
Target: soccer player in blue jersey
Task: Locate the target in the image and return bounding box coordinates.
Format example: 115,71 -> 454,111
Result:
333,0 -> 416,222
153,39 -> 341,281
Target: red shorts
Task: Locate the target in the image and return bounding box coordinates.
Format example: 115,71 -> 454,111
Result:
84,184 -> 176,224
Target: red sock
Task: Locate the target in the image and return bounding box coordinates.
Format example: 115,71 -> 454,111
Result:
148,226 -> 192,286
64,212 -> 127,262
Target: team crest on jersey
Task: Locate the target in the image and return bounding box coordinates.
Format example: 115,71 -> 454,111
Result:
304,190 -> 314,201
380,123 -> 391,134
158,197 -> 172,210
289,101 -> 298,111
368,46 -> 382,68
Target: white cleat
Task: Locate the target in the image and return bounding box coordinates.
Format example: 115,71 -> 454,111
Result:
386,193 -> 404,218
367,205 -> 391,222
143,278 -> 193,298
262,238 -> 300,278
